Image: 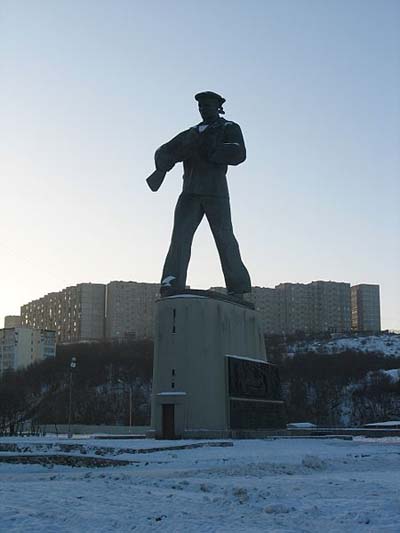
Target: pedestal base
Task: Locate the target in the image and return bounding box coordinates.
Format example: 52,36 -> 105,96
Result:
151,291 -> 286,438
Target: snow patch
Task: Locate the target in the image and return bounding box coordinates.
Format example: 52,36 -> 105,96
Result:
225,354 -> 268,364
264,503 -> 295,514
288,334 -> 400,357
302,455 -> 327,470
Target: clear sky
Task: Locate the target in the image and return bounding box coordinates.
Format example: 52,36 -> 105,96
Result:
1,0 -> 399,329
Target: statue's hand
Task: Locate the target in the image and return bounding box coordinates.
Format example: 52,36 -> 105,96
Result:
146,169 -> 167,192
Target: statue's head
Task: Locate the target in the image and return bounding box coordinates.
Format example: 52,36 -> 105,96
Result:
195,91 -> 226,122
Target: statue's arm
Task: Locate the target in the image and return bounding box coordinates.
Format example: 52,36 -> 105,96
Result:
155,128 -> 199,171
146,128 -> 199,192
210,122 -> 246,166
145,141 -> 177,193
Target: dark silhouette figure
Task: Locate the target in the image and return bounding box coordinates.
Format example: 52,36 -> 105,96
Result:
147,91 -> 251,297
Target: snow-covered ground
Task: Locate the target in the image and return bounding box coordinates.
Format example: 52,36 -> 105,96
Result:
381,368 -> 400,382
1,436 -> 400,532
288,334 -> 400,357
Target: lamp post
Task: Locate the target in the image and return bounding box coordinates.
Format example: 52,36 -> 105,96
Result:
68,356 -> 77,438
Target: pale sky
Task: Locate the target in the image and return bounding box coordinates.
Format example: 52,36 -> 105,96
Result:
1,0 -> 399,329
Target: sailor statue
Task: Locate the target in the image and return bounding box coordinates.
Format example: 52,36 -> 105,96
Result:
147,91 -> 251,298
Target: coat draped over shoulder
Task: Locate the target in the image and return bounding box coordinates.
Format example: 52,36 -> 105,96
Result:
148,118 -> 246,196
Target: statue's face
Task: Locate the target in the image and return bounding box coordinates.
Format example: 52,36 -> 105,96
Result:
198,100 -> 220,122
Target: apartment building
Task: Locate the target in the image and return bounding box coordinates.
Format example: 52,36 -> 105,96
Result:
276,283 -> 312,335
21,283 -> 106,343
0,327 -> 56,374
15,279 -> 380,343
106,281 -> 160,341
276,281 -> 351,335
351,284 -> 381,333
212,281 -> 352,335
309,281 -> 351,334
248,286 -> 281,335
4,316 -> 22,328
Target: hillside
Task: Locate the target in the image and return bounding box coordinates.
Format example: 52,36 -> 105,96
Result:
1,335 -> 399,433
287,334 -> 400,357
277,335 -> 400,426
0,340 -> 153,434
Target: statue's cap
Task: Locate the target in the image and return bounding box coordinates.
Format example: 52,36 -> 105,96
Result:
194,91 -> 226,105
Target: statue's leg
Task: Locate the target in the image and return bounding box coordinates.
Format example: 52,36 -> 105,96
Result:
161,193 -> 204,291
204,196 -> 251,294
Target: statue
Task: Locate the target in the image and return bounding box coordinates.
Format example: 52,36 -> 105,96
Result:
147,91 -> 251,298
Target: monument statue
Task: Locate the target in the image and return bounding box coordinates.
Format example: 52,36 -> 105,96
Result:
149,93 -> 286,438
147,91 -> 251,298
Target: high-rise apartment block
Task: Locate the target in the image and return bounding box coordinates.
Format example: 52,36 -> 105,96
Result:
4,316 -> 22,328
248,287 -> 280,335
21,283 -> 106,343
276,282 -> 313,334
0,327 -> 56,374
275,281 -> 351,334
106,281 -> 160,340
309,281 -> 352,333
351,284 -> 381,333
212,281 -> 352,335
276,281 -> 351,335
15,279 -> 380,343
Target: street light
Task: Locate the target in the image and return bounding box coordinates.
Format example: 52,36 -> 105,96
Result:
68,356 -> 77,438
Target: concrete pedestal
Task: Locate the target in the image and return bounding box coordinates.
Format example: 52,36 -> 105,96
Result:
151,291 -> 285,439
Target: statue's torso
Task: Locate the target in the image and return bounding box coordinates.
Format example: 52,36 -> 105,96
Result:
182,118 -> 236,198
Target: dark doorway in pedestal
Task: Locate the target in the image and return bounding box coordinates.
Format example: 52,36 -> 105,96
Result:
162,404 -> 175,439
